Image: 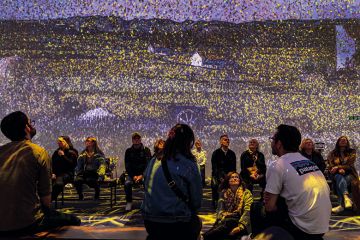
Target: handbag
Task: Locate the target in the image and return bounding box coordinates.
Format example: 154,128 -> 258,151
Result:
161,158 -> 202,237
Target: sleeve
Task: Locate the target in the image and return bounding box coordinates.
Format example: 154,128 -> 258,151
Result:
238,190 -> 254,231
265,161 -> 283,195
37,149 -> 52,197
240,152 -> 246,172
231,151 -> 237,172
188,162 -> 203,212
317,153 -> 326,173
199,151 -> 207,166
211,150 -> 218,177
327,152 -> 335,169
125,149 -> 134,178
257,153 -> 267,175
338,150 -> 357,172
75,155 -> 84,175
216,191 -> 225,220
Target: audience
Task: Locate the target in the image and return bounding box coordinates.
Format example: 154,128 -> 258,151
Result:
51,136 -> 78,201
124,132 -> 152,211
0,111 -> 80,236
327,136 -> 360,213
299,138 -> 326,173
204,172 -> 253,240
74,136 -> 106,200
240,139 -> 266,197
141,124 -> 202,240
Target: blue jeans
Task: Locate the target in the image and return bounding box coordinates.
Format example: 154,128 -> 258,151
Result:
334,174 -> 352,205
124,175 -> 143,202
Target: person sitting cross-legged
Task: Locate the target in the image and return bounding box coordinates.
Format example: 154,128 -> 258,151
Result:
203,172 -> 253,240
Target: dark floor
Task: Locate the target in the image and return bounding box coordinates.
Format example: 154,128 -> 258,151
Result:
35,181 -> 360,240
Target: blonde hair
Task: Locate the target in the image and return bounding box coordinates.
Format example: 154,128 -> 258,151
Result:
299,138 -> 314,151
58,137 -> 70,149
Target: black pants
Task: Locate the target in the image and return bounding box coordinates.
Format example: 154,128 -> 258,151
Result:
124,175 -> 143,202
211,177 -> 220,208
52,173 -> 73,201
74,171 -> 100,198
0,208 -> 80,237
203,218 -> 248,240
200,165 -> 206,187
144,216 -> 201,240
250,198 -> 325,240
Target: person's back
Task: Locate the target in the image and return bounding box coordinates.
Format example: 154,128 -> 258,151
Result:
0,140 -> 50,231
268,152 -> 331,234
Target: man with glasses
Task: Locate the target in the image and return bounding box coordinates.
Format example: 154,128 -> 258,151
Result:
211,134 -> 237,208
0,111 -> 80,236
251,124 -> 331,240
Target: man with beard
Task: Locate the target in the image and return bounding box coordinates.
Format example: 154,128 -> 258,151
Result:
124,132 -> 151,211
0,111 -> 80,236
251,124 -> 331,240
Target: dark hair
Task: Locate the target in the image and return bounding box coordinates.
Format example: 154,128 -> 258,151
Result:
162,124 -> 195,162
1,111 -> 28,141
219,171 -> 245,191
274,124 -> 301,152
332,136 -> 354,156
220,134 -> 228,140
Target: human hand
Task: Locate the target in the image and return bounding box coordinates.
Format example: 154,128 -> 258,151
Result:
338,169 -> 345,175
51,174 -> 56,179
229,226 -> 242,236
330,167 -> 338,174
58,150 -> 64,156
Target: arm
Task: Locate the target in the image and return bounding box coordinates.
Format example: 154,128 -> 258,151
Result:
231,151 -> 237,173
124,149 -> 134,178
337,150 -> 356,171
216,192 -> 225,220
75,154 -> 84,176
37,148 -> 52,209
264,191 -> 279,212
97,155 -> 106,178
188,162 -> 203,212
237,190 -> 254,231
257,153 -> 267,175
211,151 -> 218,178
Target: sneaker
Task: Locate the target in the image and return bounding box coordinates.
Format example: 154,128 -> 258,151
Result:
125,202 -> 132,211
332,205 -> 344,213
344,195 -> 353,209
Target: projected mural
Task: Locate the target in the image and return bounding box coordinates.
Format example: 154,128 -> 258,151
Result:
0,1 -> 359,175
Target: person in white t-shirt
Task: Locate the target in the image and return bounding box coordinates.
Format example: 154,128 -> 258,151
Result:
251,124 -> 331,240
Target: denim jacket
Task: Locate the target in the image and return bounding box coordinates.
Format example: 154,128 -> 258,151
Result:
141,153 -> 202,223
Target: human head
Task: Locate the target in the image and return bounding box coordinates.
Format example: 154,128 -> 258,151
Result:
271,124 -> 301,157
220,134 -> 230,149
248,139 -> 259,152
132,132 -> 142,147
153,138 -> 165,156
85,136 -> 103,154
220,172 -> 243,191
0,111 -> 36,141
194,139 -> 202,150
335,136 -> 350,153
299,138 -> 314,152
162,123 -> 195,161
58,136 -> 70,150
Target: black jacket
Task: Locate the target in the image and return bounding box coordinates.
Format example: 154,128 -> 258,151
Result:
52,148 -> 78,177
211,148 -> 236,180
300,150 -> 326,173
125,144 -> 152,178
240,150 -> 266,183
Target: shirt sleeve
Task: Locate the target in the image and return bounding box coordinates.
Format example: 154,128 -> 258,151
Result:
265,160 -> 283,195
238,190 -> 253,231
37,148 -> 52,197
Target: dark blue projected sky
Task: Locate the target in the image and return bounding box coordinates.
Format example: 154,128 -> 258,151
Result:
1,0 -> 359,21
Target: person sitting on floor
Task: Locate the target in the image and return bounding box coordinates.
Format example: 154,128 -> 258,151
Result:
51,136 -> 78,201
74,136 -> 106,200
203,171 -> 253,240
327,136 -> 360,213
0,111 -> 80,237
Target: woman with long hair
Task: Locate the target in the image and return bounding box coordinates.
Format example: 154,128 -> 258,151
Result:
203,171 -> 253,240
74,137 -> 106,200
142,124 -> 202,240
328,136 -> 359,213
51,136 -> 78,201
152,138 -> 165,159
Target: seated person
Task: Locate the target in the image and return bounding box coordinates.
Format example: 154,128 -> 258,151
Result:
74,137 -> 106,200
299,138 -> 326,173
0,111 -> 80,236
240,139 -> 266,195
328,136 -> 360,213
124,132 -> 151,211
51,136 -> 78,201
203,172 -> 253,240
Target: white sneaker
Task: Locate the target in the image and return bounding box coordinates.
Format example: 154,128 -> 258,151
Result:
125,202 -> 132,211
332,205 -> 344,213
344,195 -> 353,209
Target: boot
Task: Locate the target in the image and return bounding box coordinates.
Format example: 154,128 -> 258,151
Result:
344,194 -> 353,209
